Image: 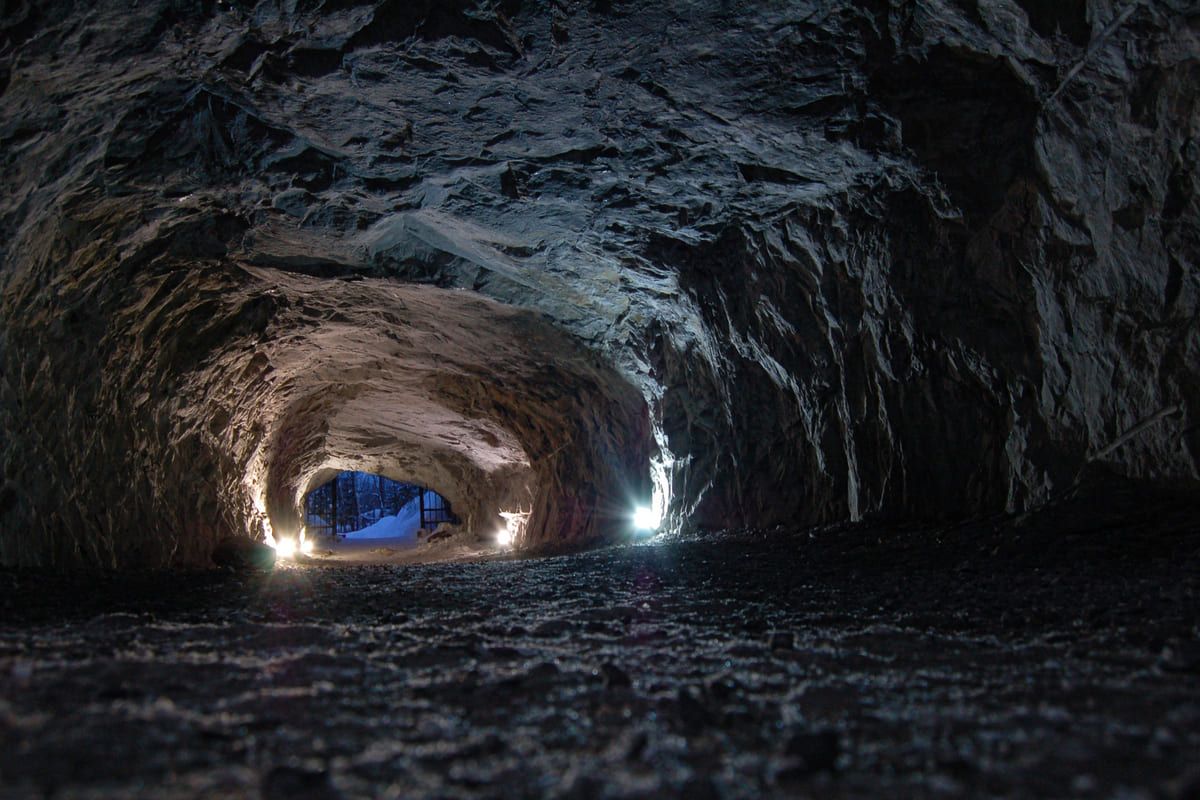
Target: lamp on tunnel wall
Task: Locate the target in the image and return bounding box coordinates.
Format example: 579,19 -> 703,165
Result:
267,527 -> 313,561
633,504 -> 660,534
497,508 -> 529,549
274,536 -> 297,559
629,450 -> 672,538
633,443 -> 672,537
628,451 -> 673,538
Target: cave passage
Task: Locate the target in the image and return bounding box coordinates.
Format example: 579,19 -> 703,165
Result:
243,271 -> 654,564
0,265 -> 655,567
2,0 -> 1199,796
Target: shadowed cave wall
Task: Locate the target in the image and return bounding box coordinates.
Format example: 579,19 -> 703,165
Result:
0,0 -> 1197,567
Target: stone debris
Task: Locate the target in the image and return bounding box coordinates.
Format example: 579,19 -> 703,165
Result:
1,511 -> 1197,798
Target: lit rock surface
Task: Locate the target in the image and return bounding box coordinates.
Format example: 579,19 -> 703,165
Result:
1,0 -> 1198,565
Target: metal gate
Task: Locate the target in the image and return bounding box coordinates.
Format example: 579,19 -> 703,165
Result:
304,475 -> 458,538
420,490 -> 458,529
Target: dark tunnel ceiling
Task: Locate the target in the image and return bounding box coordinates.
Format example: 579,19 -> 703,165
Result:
0,0 -> 1197,566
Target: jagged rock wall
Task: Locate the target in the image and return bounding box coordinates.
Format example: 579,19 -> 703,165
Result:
0,0 -> 1196,566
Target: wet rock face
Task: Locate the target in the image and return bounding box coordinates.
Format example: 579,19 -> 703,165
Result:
0,0 -> 1197,566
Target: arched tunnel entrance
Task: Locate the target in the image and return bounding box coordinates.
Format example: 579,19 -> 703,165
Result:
0,261 -> 659,569
218,267 -> 657,567
294,471 -> 462,557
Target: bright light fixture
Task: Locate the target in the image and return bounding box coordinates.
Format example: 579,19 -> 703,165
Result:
497,508 -> 528,549
274,537 -> 297,559
633,504 -> 660,531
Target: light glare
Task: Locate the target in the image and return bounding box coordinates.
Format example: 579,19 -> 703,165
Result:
633,505 -> 660,531
274,537 -> 297,559
497,507 -> 528,549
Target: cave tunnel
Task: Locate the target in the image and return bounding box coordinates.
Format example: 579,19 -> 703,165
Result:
1,0 -> 1199,796
236,268 -> 655,565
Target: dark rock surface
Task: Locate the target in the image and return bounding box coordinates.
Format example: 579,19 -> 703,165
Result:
2,506 -> 1198,798
1,0 -> 1199,565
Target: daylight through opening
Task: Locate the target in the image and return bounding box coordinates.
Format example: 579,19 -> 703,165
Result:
304,471 -> 459,546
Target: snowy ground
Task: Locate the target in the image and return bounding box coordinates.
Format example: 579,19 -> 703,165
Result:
337,493 -> 428,541
312,533 -> 492,566
1,502 -> 1198,798
302,493 -> 490,564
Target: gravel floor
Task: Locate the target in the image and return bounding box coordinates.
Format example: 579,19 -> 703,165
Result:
2,503 -> 1199,799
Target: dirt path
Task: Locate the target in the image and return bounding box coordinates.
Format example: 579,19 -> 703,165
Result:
2,512 -> 1198,798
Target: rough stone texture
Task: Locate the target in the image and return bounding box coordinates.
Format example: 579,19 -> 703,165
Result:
2,505 -> 1198,798
1,0 -> 1198,565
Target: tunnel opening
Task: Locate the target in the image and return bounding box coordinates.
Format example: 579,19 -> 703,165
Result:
303,471 -> 458,541
226,270 -> 658,568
